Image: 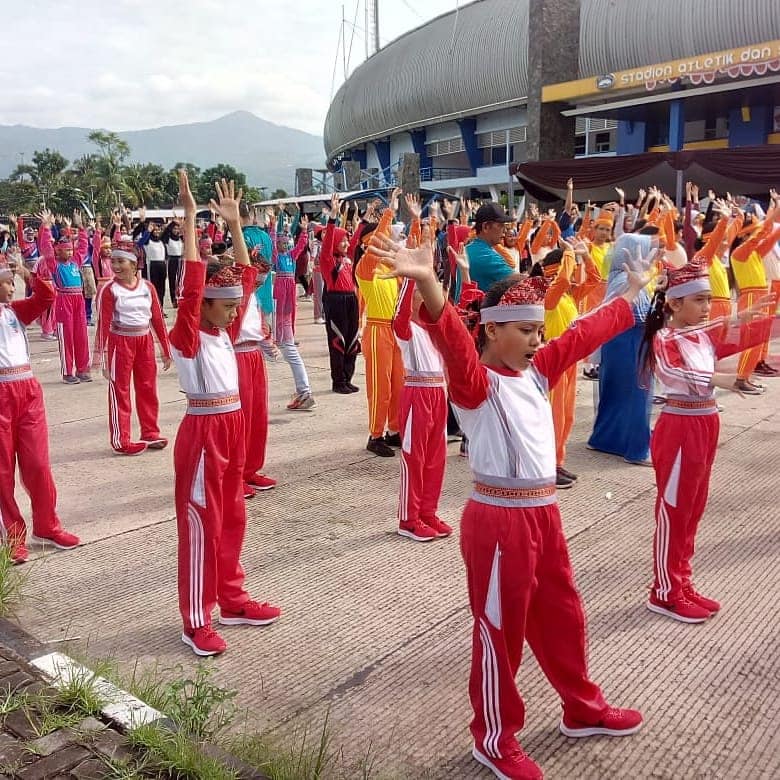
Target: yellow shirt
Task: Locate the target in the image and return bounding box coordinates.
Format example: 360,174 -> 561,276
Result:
356,275 -> 399,320
590,243 -> 611,277
732,250 -> 767,290
709,256 -> 730,299
545,294 -> 578,340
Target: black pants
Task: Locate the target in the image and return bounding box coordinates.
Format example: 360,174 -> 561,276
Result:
168,255 -> 181,306
322,290 -> 360,387
148,262 -> 167,308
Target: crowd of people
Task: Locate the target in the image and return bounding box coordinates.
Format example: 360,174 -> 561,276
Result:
1,171 -> 778,780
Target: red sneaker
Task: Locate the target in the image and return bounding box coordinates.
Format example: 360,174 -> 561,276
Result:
397,520 -> 437,542
219,600 -> 281,626
683,585 -> 721,614
32,529 -> 81,550
422,516 -> 453,538
11,543 -> 29,565
114,442 -> 147,456
181,626 -> 227,657
247,473 -> 277,491
142,438 -> 168,450
243,483 -> 256,499
472,744 -> 543,780
560,706 -> 643,738
647,592 -> 710,623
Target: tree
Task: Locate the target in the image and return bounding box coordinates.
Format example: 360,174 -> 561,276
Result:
10,148 -> 69,207
197,164 -> 246,203
87,131 -> 130,165
122,163 -> 168,208
0,178 -> 39,214
270,188 -> 288,199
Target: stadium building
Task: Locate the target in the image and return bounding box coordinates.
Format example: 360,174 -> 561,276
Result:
319,0 -> 780,201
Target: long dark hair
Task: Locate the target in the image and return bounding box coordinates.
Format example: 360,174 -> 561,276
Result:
639,287 -> 668,381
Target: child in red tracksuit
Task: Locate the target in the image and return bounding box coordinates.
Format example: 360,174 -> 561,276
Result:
170,172 -> 280,657
392,277 -> 450,541
37,209 -> 92,384
640,259 -> 775,623
0,254 -> 81,563
94,237 -> 172,456
371,233 -> 646,780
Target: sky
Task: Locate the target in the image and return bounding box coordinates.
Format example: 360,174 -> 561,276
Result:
4,0 -> 462,137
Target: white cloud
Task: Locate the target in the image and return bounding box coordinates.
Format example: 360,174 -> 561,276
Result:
3,0 -> 460,134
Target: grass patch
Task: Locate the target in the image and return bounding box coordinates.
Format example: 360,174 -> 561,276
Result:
0,543 -> 29,618
127,723 -> 239,779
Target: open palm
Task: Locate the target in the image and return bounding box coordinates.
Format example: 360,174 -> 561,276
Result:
370,233 -> 435,281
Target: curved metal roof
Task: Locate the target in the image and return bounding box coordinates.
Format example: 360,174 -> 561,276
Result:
323,0 -> 780,163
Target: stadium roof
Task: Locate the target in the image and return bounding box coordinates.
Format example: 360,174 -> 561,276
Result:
324,0 -> 779,163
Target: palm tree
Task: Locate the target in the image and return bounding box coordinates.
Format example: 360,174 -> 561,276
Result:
122,163 -> 164,208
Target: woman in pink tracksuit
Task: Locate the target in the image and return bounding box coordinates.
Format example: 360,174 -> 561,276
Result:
37,209 -> 92,383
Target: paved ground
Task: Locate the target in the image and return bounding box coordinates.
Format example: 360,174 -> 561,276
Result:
9,284 -> 780,779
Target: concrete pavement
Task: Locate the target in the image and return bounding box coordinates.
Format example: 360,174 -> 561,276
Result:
10,288 -> 780,779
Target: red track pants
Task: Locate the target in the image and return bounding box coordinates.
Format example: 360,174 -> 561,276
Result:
174,410 -> 249,632
236,349 -> 269,481
397,385 -> 447,525
650,411 -> 719,603
107,333 -> 161,451
0,379 -> 63,543
56,292 -> 90,376
461,500 -> 607,759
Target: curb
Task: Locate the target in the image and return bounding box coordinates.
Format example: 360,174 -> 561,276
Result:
0,617 -> 268,779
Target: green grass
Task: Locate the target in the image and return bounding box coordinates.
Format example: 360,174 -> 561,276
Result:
127,723 -> 238,780
0,543 -> 29,618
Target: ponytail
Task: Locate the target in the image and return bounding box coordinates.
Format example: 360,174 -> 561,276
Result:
638,288 -> 667,383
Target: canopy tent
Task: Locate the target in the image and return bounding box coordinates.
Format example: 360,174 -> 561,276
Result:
510,146 -> 780,203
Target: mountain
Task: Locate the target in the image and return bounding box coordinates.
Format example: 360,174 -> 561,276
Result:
0,111 -> 325,193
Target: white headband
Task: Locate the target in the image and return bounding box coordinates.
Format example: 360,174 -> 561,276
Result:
666,278 -> 710,299
203,286 -> 243,300
480,304 -> 545,323
111,249 -> 137,264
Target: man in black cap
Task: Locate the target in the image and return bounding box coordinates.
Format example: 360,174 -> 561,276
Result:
466,203 -> 515,292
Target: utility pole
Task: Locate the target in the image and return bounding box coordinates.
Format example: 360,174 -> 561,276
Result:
365,0 -> 379,58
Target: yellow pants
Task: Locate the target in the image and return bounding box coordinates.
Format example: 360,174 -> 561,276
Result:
737,288 -> 767,379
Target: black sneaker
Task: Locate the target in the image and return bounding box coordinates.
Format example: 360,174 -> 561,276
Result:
582,367 -> 599,381
735,379 -> 763,395
557,465 -> 578,481
556,472 -> 574,489
76,372 -> 93,382
367,437 -> 395,457
62,375 -> 79,385
332,384 -> 352,394
754,361 -> 779,377
384,432 -> 402,448
346,383 -> 360,393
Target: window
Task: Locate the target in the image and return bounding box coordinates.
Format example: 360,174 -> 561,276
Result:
574,135 -> 586,156
594,131 -> 614,153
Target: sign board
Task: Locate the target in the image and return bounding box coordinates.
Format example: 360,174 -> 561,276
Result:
542,40 -> 780,103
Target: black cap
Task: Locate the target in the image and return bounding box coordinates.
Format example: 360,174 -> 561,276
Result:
474,202 -> 512,225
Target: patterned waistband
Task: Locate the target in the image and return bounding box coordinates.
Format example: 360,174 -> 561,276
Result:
405,373 -> 446,386
663,397 -> 718,416
110,324 -> 150,337
58,286 -> 83,294
0,364 -> 34,383
472,481 -> 557,508
365,318 -> 392,327
186,393 -> 241,415
738,286 -> 769,295
276,272 -> 295,278
234,341 -> 262,353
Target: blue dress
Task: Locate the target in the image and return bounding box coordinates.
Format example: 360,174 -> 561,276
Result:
587,246 -> 654,462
